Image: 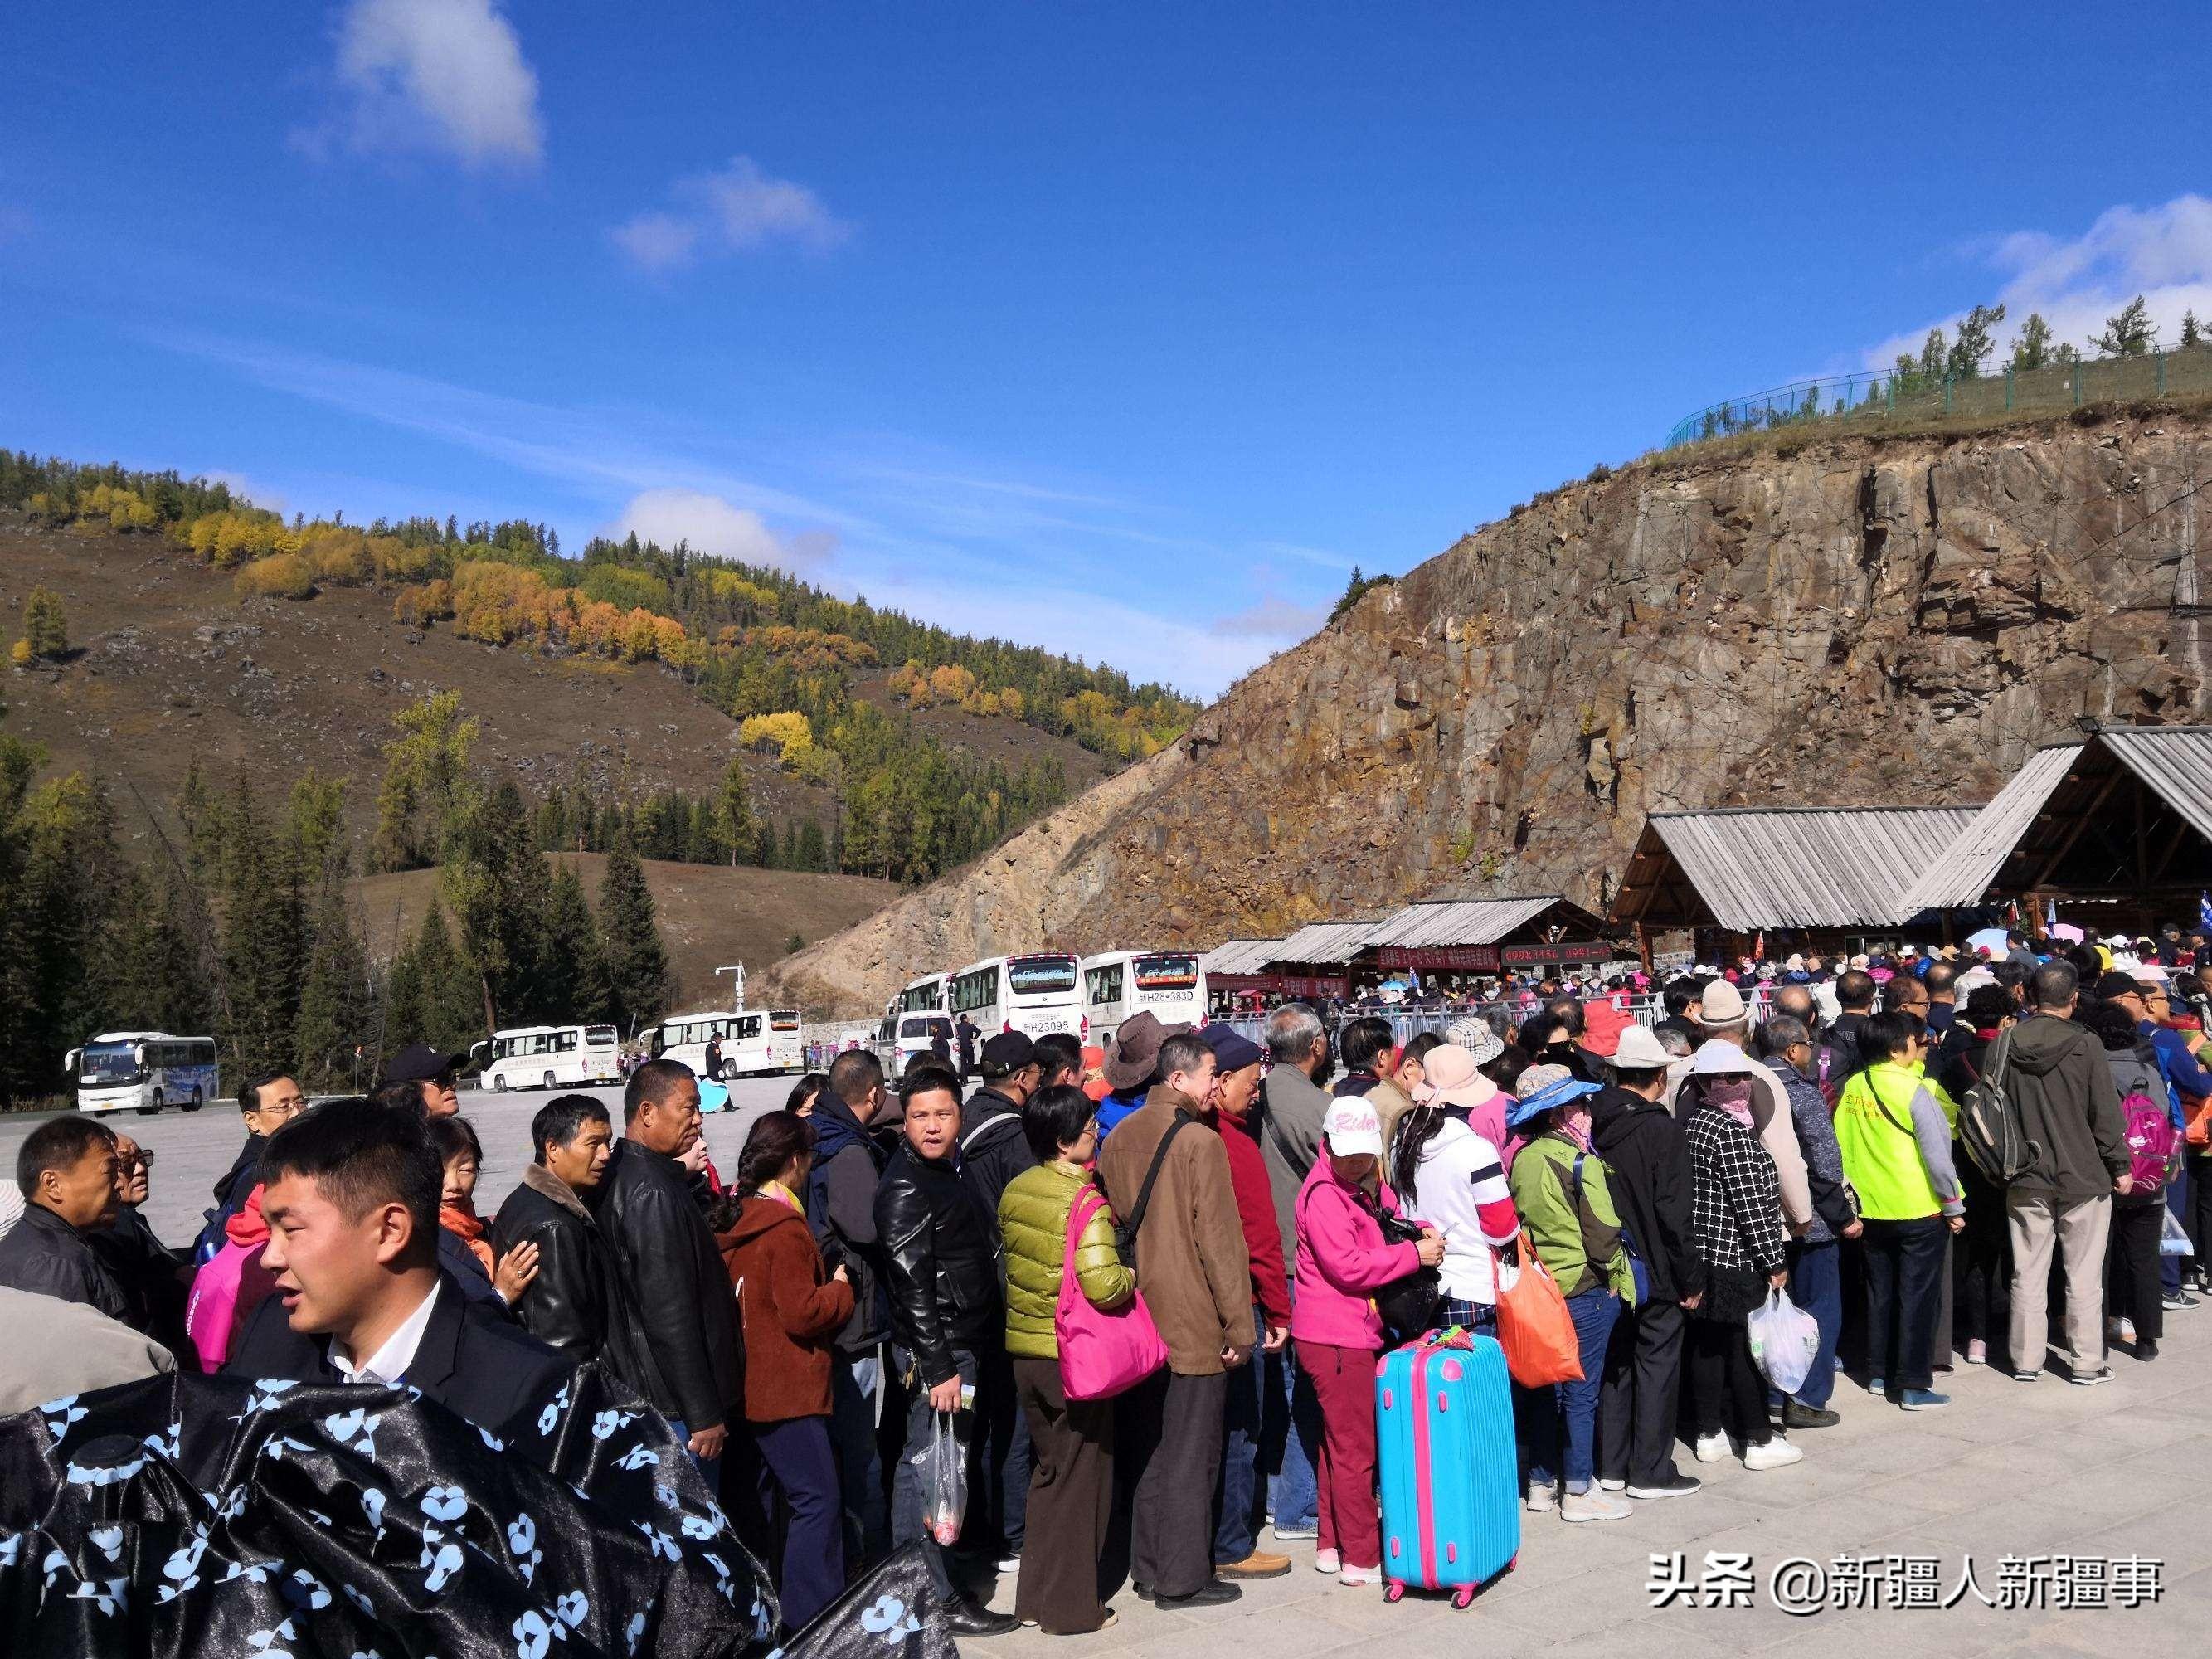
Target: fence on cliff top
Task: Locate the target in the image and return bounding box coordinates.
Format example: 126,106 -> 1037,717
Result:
1664,343 -> 2212,451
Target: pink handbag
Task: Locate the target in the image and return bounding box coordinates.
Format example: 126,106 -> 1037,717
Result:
1056,1186 -> 1168,1400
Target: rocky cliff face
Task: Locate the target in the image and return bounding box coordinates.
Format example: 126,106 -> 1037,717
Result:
773,409 -> 2211,1012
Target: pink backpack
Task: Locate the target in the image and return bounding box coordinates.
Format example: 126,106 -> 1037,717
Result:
185,1242 -> 252,1374
2117,1063 -> 2180,1192
1056,1187 -> 1167,1401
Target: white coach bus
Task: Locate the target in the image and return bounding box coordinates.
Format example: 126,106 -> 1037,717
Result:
649,1009 -> 800,1078
474,1024 -> 623,1092
68,1032 -> 221,1117
949,953 -> 1083,1039
1080,950 -> 1208,1041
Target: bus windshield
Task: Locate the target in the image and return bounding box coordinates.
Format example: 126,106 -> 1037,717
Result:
771,1010 -> 801,1033
1135,953 -> 1199,991
80,1041 -> 141,1085
1007,956 -> 1077,996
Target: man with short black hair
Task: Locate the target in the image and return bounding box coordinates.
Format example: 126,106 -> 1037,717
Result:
1826,970 -> 1879,1083
1256,1003 -> 1330,1545
814,1048 -> 893,1566
226,1098 -> 568,1429
1922,961 -> 1960,1036
874,1064 -> 1017,1637
1097,1031 -> 1253,1608
491,1095 -> 629,1362
0,1117 -> 129,1322
2003,963 -> 2132,1383
1334,1014 -> 1414,1153
1032,1031 -> 1083,1092
1653,977 -> 1704,1043
379,1043 -> 462,1118
596,1059 -> 742,1472
194,1071 -> 306,1261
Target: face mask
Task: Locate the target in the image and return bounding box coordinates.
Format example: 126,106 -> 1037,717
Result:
1703,1077 -> 1756,1129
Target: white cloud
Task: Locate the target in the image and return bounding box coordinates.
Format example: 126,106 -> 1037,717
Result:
1208,595 -> 1329,640
611,156 -> 848,273
605,489 -> 834,573
1867,194 -> 2212,369
326,0 -> 544,168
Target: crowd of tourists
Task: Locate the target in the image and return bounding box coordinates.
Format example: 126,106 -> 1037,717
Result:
1,923 -> 2205,1637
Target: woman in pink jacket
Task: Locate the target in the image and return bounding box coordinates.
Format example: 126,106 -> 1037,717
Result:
1291,1097 -> 1445,1586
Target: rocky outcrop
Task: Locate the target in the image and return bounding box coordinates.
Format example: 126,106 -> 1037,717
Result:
773,411 -> 2211,1013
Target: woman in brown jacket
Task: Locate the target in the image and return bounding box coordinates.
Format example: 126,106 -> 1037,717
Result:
714,1112 -> 855,1631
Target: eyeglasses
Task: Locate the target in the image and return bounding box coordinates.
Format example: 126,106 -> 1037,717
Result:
121,1151 -> 155,1170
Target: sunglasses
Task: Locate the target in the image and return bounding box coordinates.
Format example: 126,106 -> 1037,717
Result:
120,1151 -> 155,1170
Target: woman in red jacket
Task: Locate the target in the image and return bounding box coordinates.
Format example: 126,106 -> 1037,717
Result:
714,1111 -> 856,1631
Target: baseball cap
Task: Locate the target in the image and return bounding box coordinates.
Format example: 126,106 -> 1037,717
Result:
1322,1097 -> 1384,1159
980,1030 -> 1037,1077
384,1042 -> 464,1084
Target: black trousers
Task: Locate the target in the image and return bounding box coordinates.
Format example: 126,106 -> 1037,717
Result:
1597,1295 -> 1687,1488
1687,1316 -> 1769,1447
1012,1358 -> 1115,1633
1953,1152 -> 2014,1359
1121,1369 -> 1228,1599
1861,1214 -> 1948,1392
2106,1197 -> 2166,1342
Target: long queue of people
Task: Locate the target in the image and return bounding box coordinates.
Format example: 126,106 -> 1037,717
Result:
2,946 -> 2203,1638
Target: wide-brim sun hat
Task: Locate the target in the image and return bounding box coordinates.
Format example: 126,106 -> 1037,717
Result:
1411,1043 -> 1500,1112
1505,1073 -> 1602,1133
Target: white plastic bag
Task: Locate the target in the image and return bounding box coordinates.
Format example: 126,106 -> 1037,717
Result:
1746,1287 -> 1821,1398
915,1409 -> 967,1546
2161,1206 -> 2194,1258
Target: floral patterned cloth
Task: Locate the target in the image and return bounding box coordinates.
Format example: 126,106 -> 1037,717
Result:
0,1363 -> 950,1659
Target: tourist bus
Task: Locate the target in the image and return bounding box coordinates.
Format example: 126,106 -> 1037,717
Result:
474,1024 -> 623,1092
897,974 -> 950,1020
1080,950 -> 1208,1040
66,1032 -> 221,1117
949,952 -> 1083,1039
648,1009 -> 800,1078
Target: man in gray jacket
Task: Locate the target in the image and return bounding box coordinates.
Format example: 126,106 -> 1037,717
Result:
1255,1004 -> 1332,1543
2002,963 -> 2132,1384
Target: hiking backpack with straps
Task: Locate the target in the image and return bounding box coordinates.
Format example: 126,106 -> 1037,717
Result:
1957,1026 -> 2040,1185
2115,1052 -> 2180,1192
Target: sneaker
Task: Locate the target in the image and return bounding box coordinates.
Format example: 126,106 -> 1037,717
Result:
1692,1432 -> 1729,1464
1626,1473 -> 1703,1500
1525,1482 -> 1557,1513
1338,1564 -> 1383,1586
1597,1477 -> 1626,1491
1315,1548 -> 1340,1574
997,1556 -> 1022,1574
2162,1289 -> 2200,1311
1898,1389 -> 1951,1411
2010,1366 -> 2043,1383
1742,1438 -> 1804,1472
2069,1366 -> 2115,1387
2137,1339 -> 2161,1361
1217,1550 -> 1292,1579
1271,1521 -> 1318,1543
1865,1377 -> 1886,1396
1782,1401 -> 1840,1429
1560,1490 -> 1633,1523
1158,1582 -> 1242,1610
1965,1340 -> 1988,1365
941,1600 -> 1023,1637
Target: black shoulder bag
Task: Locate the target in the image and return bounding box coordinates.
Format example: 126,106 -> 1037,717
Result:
1112,1111 -> 1192,1272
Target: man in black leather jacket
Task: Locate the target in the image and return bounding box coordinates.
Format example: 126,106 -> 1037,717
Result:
873,1064 -> 1017,1637
493,1094 -> 652,1371
596,1060 -> 741,1480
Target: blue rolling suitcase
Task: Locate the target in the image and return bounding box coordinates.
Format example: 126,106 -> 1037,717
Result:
1375,1326 -> 1519,1608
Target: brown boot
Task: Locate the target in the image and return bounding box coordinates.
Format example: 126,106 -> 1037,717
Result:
1217,1550 -> 1293,1579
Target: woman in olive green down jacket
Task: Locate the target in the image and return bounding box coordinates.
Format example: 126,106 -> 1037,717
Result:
999,1083 -> 1135,1634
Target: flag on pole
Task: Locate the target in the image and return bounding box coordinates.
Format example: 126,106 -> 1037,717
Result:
2199,891 -> 2212,932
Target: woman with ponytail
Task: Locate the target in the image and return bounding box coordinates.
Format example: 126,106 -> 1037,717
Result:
1392,1040 -> 1522,1335
716,1110 -> 855,1630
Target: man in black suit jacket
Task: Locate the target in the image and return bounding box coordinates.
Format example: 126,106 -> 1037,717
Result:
222,1097 -> 569,1434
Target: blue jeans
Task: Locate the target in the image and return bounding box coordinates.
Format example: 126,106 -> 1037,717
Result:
756,1414 -> 845,1630
667,1418 -> 722,1491
1520,1289 -> 1619,1496
1779,1239 -> 1841,1408
1213,1302 -> 1266,1562
829,1350 -> 889,1568
1263,1287 -> 1321,1530
2163,1164 -> 2189,1295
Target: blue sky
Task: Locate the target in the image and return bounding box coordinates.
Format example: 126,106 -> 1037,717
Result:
6,2 -> 2210,698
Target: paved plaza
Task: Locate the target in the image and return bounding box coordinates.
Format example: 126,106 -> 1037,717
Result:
7,1087 -> 2207,1656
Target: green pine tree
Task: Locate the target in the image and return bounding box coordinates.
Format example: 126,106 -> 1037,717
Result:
540,859 -> 613,1020
599,832 -> 672,1033
2010,313 -> 2054,372
2091,295 -> 2156,358
795,816 -> 827,872
446,779 -> 556,1029
18,586 -> 69,662
294,850 -> 372,1092
717,755 -> 758,866
216,775 -> 304,1077
383,902 -> 484,1065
